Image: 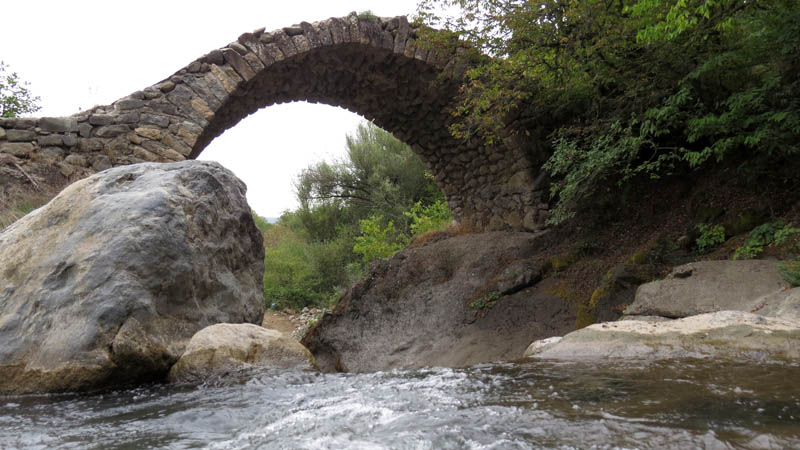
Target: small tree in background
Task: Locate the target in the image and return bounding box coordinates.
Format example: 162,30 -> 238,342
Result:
1,61 -> 41,118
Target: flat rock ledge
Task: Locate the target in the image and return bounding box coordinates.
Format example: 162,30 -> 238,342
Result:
169,324 -> 318,384
525,310 -> 800,362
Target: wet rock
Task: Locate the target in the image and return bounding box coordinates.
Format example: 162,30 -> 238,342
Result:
168,324 -> 317,383
0,160 -> 264,394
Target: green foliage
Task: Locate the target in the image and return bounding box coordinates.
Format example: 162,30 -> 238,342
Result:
0,61 -> 40,118
404,199 -> 452,236
778,260 -> 800,287
695,223 -> 726,254
471,291 -> 500,312
261,217 -> 357,311
733,221 -> 800,260
417,1 -> 800,223
260,121 -> 450,310
295,122 -> 443,232
251,210 -> 273,234
353,215 -> 408,264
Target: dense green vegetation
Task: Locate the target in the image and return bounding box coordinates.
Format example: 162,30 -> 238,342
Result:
256,122 -> 452,311
417,0 -> 800,224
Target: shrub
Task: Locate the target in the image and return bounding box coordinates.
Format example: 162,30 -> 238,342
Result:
695,224 -> 726,254
733,221 -> 800,260
405,199 -> 452,237
778,260 -> 800,287
353,215 -> 408,264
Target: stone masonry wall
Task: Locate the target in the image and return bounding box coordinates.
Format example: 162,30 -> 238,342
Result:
0,13 -> 549,231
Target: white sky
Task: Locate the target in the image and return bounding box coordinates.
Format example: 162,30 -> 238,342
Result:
1,0 -> 424,217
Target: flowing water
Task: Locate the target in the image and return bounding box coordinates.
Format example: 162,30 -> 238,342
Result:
1,359 -> 798,449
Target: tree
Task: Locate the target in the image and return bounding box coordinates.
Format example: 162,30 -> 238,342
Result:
417,0 -> 800,223
0,61 -> 40,118
295,121 -> 444,236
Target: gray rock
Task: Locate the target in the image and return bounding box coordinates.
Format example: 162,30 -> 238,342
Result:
38,134 -> 64,146
6,129 -> 37,142
526,311 -> 800,362
168,324 -> 317,383
89,114 -> 114,126
39,117 -> 78,133
626,260 -> 790,318
62,134 -> 78,147
0,160 -> 265,394
115,98 -> 145,110
94,124 -> 130,138
751,287 -> 800,321
140,113 -> 170,128
302,231 -> 575,372
0,142 -> 33,156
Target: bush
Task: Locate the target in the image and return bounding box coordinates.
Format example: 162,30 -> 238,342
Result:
733,221 -> 800,260
695,224 -> 726,254
405,199 -> 452,236
353,215 -> 408,264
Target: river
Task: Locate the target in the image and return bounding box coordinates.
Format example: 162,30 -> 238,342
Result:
1,359 -> 798,449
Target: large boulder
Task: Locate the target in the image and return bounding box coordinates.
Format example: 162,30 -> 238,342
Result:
302,231 -> 577,372
624,260 -> 791,318
0,161 -> 265,394
525,311 -> 800,361
168,323 -> 317,383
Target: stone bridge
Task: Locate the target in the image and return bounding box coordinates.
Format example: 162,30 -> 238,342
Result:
0,13 -> 548,230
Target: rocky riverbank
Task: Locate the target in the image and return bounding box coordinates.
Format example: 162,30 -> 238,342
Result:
525,261 -> 800,362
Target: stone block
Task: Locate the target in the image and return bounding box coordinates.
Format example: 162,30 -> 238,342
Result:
89,114 -> 114,126
115,113 -> 140,124
6,129 -> 37,142
135,127 -> 163,140
1,142 -> 34,157
140,113 -> 170,128
39,117 -> 78,133
94,124 -> 130,138
0,127 -> 5,140
62,134 -> 78,147
38,134 -> 64,146
222,49 -> 256,81
64,154 -> 89,167
78,123 -> 92,138
116,98 -> 145,110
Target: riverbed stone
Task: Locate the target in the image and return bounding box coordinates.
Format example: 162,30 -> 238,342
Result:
525,311 -> 800,362
168,323 -> 317,383
0,160 -> 265,394
625,260 -> 791,318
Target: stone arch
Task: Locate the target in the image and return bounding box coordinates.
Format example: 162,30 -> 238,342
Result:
0,13 -> 548,231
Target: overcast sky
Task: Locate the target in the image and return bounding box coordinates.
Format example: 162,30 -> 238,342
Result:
1,0 -> 424,217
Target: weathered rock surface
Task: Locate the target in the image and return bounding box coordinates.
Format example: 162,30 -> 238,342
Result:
0,160 -> 264,394
525,311 -> 800,361
302,231 -> 577,372
625,260 -> 791,318
169,323 -> 317,383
